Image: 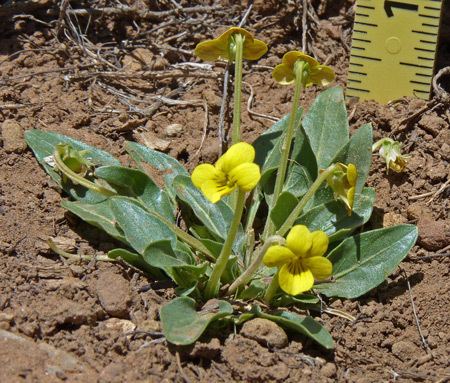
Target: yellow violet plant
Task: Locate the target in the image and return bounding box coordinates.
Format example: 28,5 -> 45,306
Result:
25,28 -> 418,350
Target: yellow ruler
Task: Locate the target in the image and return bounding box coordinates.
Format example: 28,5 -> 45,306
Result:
347,0 -> 443,103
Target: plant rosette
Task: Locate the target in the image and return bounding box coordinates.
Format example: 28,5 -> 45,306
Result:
25,29 -> 417,349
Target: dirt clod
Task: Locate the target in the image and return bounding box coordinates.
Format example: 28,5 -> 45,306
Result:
96,271 -> 131,318
417,218 -> 450,251
1,119 -> 27,153
391,340 -> 421,362
240,318 -> 288,349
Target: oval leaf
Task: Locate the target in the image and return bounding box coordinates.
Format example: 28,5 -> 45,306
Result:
302,87 -> 349,170
316,225 -> 418,298
110,197 -> 176,254
160,297 -> 233,345
95,165 -> 174,221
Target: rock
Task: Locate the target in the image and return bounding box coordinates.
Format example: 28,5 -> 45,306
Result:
406,203 -> 431,221
1,119 -> 27,153
382,212 -> 407,227
164,123 -> 183,137
240,318 -> 288,348
103,318 -> 136,336
426,162 -> 448,183
134,131 -> 171,152
190,338 -> 221,359
0,330 -> 95,381
391,340 -> 420,361
418,114 -> 447,137
417,218 -> 450,251
96,271 -> 131,318
138,319 -> 160,333
320,362 -> 337,378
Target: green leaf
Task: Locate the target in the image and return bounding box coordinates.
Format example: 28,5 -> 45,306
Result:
108,248 -> 163,276
332,123 -> 373,195
302,87 -> 349,170
238,279 -> 266,300
95,165 -> 174,221
270,191 -> 298,230
284,163 -> 312,197
316,225 -> 418,298
272,294 -> 320,307
62,199 -> 127,244
255,308 -> 334,349
173,176 -> 245,254
110,197 -> 176,254
296,187 -> 376,242
160,297 -> 233,345
25,129 -> 120,203
125,141 -> 188,203
143,241 -> 207,287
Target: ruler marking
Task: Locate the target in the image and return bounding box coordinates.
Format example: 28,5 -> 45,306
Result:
349,62 -> 364,67
417,56 -> 434,61
356,13 -> 370,17
353,29 -> 368,34
348,79 -> 362,83
422,23 -> 439,27
347,87 -> 370,93
415,73 -> 432,78
412,30 -> 438,36
415,47 -> 435,52
414,89 -> 430,94
354,21 -> 378,27
419,13 -> 440,19
353,37 -> 371,43
357,5 -> 375,10
349,70 -> 367,76
424,6 -> 441,11
420,39 -> 437,44
352,46 -> 366,51
410,80 -> 432,85
351,54 -> 381,61
400,62 -> 433,69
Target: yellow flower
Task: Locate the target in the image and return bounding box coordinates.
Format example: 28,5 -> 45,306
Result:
191,142 -> 261,203
326,163 -> 357,215
372,138 -> 409,173
272,51 -> 335,86
263,225 -> 332,295
194,27 -> 268,62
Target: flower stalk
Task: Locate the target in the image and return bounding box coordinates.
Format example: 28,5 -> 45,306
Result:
204,190 -> 247,298
263,60 -> 305,239
277,164 -> 337,237
227,235 -> 285,294
263,270 -> 280,304
231,33 -> 244,145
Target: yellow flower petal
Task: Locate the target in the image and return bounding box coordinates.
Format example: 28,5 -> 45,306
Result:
302,256 -> 332,280
228,163 -> 261,192
308,231 -> 329,258
200,179 -> 234,203
346,186 -> 355,215
283,51 -> 319,69
278,262 -> 314,295
347,163 -> 357,187
286,225 -> 313,257
308,65 -> 336,87
272,63 -> 296,85
263,245 -> 296,268
215,142 -> 255,174
191,164 -> 222,189
243,38 -> 268,60
194,39 -> 228,61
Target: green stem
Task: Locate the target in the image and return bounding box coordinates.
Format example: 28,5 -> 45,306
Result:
227,235 -> 285,295
231,33 -> 244,145
205,190 -> 246,298
263,61 -> 305,239
54,149 -> 116,197
277,164 -> 337,237
263,270 -> 280,305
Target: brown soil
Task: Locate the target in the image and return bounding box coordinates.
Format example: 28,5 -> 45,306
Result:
1,1 -> 449,382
